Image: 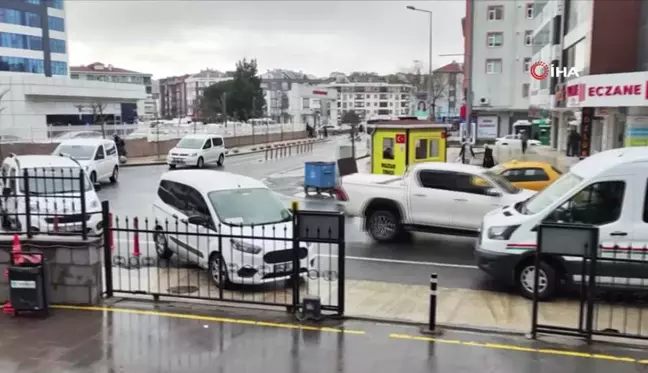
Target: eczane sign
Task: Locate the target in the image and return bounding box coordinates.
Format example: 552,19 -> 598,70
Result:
566,71 -> 648,108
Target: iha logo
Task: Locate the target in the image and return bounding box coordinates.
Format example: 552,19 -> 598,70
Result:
530,61 -> 579,80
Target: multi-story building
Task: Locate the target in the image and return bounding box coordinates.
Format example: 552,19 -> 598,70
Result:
260,69 -> 312,122
0,0 -> 68,77
417,62 -> 464,121
158,74 -> 189,119
185,69 -> 231,118
70,62 -> 154,120
151,79 -> 160,119
530,0 -> 645,155
464,0 -> 536,137
322,82 -> 413,121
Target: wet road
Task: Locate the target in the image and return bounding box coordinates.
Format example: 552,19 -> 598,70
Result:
2,305 -> 647,373
98,139 -> 487,291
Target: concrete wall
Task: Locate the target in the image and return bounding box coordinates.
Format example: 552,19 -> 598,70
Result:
0,130 -> 309,159
0,236 -> 103,306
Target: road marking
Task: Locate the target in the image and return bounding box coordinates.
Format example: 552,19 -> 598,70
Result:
389,334 -> 642,363
51,305 -> 366,335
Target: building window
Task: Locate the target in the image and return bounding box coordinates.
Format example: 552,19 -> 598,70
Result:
48,16 -> 65,32
46,0 -> 64,9
0,56 -> 44,74
486,32 -> 503,47
522,83 -> 530,98
487,5 -> 504,20
485,59 -> 503,74
526,3 -> 534,19
51,61 -> 67,75
49,38 -> 66,53
523,57 -> 531,72
524,30 -> 533,46
26,0 -> 40,4
0,32 -> 43,51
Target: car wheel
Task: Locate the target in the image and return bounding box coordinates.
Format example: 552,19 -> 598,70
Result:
153,228 -> 173,259
196,156 -> 204,169
517,261 -> 557,301
366,210 -> 401,242
90,171 -> 97,184
168,164 -> 176,169
109,166 -> 119,183
208,252 -> 230,288
217,154 -> 224,166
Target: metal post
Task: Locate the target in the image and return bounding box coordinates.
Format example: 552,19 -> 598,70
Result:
465,0 -> 475,130
291,200 -> 300,313
101,201 -> 114,298
79,170 -> 87,240
427,11 -> 433,121
23,169 -> 32,238
337,213 -> 346,316
428,273 -> 437,332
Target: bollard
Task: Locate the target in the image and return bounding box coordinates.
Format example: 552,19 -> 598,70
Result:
423,273 -> 441,335
289,145 -> 292,156
132,217 -> 140,257
108,213 -> 114,251
53,216 -> 59,233
265,148 -> 269,161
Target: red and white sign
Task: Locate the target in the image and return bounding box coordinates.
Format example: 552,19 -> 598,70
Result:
566,71 -> 648,108
395,134 -> 406,144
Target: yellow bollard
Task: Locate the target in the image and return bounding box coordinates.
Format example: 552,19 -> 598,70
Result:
291,200 -> 299,212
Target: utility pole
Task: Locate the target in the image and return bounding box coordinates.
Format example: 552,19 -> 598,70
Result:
465,0 -> 475,133
407,5 -> 434,121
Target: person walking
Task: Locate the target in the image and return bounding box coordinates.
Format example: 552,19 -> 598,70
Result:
482,144 -> 496,168
568,127 -> 581,157
458,137 -> 475,164
520,130 -> 529,155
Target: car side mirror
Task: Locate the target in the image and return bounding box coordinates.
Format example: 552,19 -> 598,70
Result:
2,187 -> 12,197
187,215 -> 207,226
485,188 -> 501,197
93,183 -> 102,191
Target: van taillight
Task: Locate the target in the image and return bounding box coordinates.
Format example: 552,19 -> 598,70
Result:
333,187 -> 348,201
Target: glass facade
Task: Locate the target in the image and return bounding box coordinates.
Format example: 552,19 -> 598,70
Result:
46,0 -> 64,9
48,16 -> 64,32
50,60 -> 67,75
0,8 -> 41,27
0,56 -> 45,74
0,32 -> 43,51
50,38 -> 65,53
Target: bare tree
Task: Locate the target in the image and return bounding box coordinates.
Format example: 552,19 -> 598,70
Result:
424,74 -> 450,120
90,102 -> 108,138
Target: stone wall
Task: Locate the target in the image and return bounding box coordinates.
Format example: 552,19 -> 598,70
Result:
0,130 -> 308,159
0,235 -> 103,306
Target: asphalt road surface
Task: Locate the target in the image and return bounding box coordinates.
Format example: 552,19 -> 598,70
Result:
98,139 -> 490,292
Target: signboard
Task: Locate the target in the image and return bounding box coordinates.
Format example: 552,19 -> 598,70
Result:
395,134 -> 406,144
625,116 -> 648,147
415,100 -> 429,118
476,116 -> 498,139
566,71 -> 648,108
579,107 -> 594,157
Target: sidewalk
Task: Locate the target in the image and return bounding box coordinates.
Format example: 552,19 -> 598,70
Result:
121,137 -> 326,167
1,302 -> 646,372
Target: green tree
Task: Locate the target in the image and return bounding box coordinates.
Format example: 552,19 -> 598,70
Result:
202,79 -> 235,121
341,110 -> 361,125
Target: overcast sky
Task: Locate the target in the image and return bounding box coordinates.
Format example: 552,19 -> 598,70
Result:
66,0 -> 465,79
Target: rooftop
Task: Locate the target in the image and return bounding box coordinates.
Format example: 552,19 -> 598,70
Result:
434,61 -> 463,74
70,62 -> 150,76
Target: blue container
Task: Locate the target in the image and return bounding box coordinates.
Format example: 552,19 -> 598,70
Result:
304,161 -> 337,189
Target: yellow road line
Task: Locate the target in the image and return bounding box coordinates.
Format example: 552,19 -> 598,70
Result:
51,305 -> 365,335
389,334 -> 643,364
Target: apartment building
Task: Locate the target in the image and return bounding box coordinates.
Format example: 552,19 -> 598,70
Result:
185,69 -> 231,117
465,0 -> 536,136
260,69 -> 313,122
70,62 -> 154,120
322,82 -> 413,121
158,74 -> 189,119
431,61 -> 464,120
0,0 -> 68,77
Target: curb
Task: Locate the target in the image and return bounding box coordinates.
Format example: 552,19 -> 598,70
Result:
120,139 -> 330,168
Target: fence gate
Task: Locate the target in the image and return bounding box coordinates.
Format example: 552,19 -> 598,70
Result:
530,223 -> 648,343
101,201 -> 346,316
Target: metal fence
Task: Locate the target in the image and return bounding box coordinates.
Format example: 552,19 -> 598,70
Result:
531,223 -> 648,343
102,202 -> 346,316
0,167 -> 103,240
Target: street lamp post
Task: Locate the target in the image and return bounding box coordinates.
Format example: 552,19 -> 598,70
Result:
407,5 -> 433,121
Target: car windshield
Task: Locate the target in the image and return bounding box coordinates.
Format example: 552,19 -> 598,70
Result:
208,188 -> 292,226
20,167 -> 92,194
489,164 -> 506,174
521,172 -> 584,215
54,145 -> 96,160
482,170 -> 521,194
176,137 -> 205,149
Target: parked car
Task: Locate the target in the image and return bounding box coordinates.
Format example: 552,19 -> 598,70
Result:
52,131 -> 103,141
476,146 -> 648,300
495,134 -> 542,148
52,138 -> 120,184
152,170 -> 317,287
0,135 -> 24,144
341,162 -> 536,242
489,161 -> 562,191
0,154 -> 103,235
167,134 -> 226,169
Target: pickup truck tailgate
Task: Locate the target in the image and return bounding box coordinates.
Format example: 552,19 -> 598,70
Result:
341,173 -> 403,186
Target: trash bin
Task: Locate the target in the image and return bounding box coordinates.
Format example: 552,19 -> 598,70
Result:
7,252 -> 48,316
304,161 -> 337,192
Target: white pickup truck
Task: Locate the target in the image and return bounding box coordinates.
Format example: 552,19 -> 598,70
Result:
341,162 -> 536,242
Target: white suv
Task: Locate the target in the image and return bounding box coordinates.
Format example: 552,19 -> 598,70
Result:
53,138 -> 120,184
168,134 -> 226,169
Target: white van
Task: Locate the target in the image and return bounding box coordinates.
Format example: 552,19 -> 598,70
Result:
476,147 -> 648,300
167,134 -> 226,169
0,154 -> 104,235
152,170 -> 316,287
53,138 -> 120,184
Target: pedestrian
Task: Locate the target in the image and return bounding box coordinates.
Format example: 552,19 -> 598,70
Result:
323,126 -> 328,138
458,137 -> 475,164
482,144 -> 496,168
520,130 -> 529,154
568,127 -> 581,157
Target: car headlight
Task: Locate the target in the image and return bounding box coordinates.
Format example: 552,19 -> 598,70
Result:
487,225 -> 519,240
84,166 -> 89,171
230,239 -> 262,254
191,153 -> 198,157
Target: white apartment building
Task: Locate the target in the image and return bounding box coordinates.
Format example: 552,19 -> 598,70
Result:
70,62 -> 154,120
0,0 -> 68,77
185,69 -> 231,117
322,82 -> 413,121
470,0 -> 536,136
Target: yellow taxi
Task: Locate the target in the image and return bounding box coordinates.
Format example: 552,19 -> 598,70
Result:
489,161 -> 562,191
